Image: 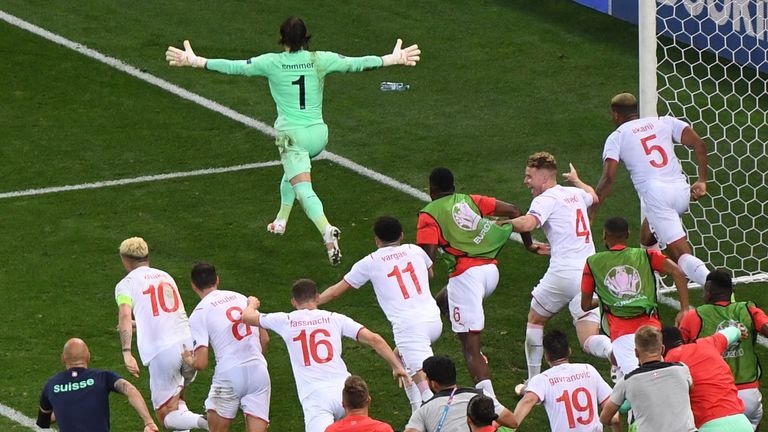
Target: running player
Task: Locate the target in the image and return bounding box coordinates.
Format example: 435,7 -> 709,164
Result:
417,167 -> 537,399
318,216 -> 441,412
591,93 -> 710,285
183,262 -> 271,432
509,330 -> 620,431
115,237 -> 208,431
499,153 -> 611,385
165,16 -> 421,266
582,216 -> 690,379
241,279 -> 408,432
679,270 -> 768,429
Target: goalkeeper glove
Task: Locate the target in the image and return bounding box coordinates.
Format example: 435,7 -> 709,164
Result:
381,38 -> 421,67
165,40 -> 207,68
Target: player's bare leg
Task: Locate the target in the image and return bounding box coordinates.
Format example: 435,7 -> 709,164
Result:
639,219 -> 660,250
245,415 -> 268,432
575,320 -> 611,359
665,236 -> 710,286
457,332 -> 495,397
206,410 -> 232,432
434,286 -> 449,316
157,393 -> 208,431
289,172 -> 341,265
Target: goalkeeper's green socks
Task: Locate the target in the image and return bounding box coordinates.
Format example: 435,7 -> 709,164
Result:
294,181 -> 330,235
276,174 -> 295,221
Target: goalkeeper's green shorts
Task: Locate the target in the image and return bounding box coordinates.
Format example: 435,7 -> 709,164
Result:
699,414 -> 753,431
276,123 -> 328,180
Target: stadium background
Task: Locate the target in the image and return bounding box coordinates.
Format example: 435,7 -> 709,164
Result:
1,0 -> 765,430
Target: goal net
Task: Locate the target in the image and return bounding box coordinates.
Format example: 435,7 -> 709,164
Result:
648,0 -> 768,290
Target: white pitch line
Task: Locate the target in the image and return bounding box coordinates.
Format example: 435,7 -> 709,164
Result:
0,403 -> 46,430
0,10 -> 429,205
0,161 -> 281,200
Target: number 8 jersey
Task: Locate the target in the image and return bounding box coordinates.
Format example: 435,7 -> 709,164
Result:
259,309 -> 363,401
114,266 -> 191,366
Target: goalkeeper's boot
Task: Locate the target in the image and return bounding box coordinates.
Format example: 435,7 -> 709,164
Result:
324,225 -> 342,266
267,219 -> 287,235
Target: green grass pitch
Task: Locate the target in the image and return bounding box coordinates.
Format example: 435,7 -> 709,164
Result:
1,1 -> 766,431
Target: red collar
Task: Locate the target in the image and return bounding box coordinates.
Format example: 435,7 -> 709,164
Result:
609,244 -> 627,251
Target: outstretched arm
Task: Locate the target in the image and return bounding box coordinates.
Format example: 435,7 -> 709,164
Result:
357,328 -> 410,384
502,392 -> 539,429
114,379 -> 159,432
118,303 -> 140,378
241,297 -> 262,327
680,126 -> 708,200
318,280 -> 353,305
562,163 -> 599,205
381,39 -> 421,67
591,158 -> 619,220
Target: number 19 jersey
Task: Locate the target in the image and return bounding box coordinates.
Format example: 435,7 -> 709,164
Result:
114,266 -> 191,366
343,244 -> 440,333
259,309 -> 363,401
526,363 -> 612,432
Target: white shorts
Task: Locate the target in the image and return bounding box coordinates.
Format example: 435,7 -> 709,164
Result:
301,383 -> 345,432
205,360 -> 271,421
639,180 -> 689,246
394,319 -> 442,376
447,264 -> 499,333
738,388 -> 763,428
530,269 -> 600,324
612,334 -> 639,377
147,342 -> 197,409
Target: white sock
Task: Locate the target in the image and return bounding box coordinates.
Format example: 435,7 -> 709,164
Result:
417,380 -> 433,402
583,335 -> 612,359
475,379 -> 496,398
525,324 -> 544,379
678,253 -> 710,286
404,382 -> 422,412
164,409 -> 208,430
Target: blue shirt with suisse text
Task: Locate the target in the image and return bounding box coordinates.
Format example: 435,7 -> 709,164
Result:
39,367 -> 121,432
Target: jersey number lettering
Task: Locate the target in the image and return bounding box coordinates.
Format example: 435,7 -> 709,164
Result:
142,282 -> 180,316
555,387 -> 594,428
292,75 -> 306,109
293,329 -> 333,366
640,134 -> 669,168
575,208 -> 591,244
386,262 -> 423,299
225,306 -> 253,341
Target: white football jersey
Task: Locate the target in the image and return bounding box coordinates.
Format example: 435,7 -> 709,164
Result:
343,244 -> 440,333
603,116 -> 689,191
189,289 -> 266,378
528,185 -> 596,271
114,266 -> 191,365
526,363 -> 612,432
259,309 -> 363,401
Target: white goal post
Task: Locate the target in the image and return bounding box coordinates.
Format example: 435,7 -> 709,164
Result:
638,0 -> 768,291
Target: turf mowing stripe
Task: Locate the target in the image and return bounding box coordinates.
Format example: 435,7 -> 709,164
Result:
0,402 -> 45,430
0,10 -> 430,205
0,161 -> 282,199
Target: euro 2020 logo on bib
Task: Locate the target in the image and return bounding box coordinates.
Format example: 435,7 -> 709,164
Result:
716,319 -> 746,359
604,265 -> 641,298
452,202 -> 481,231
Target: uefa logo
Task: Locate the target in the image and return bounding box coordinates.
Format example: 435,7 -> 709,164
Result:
452,202 -> 481,231
604,265 -> 642,298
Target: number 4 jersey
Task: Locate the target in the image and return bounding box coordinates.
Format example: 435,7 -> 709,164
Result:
525,362 -> 613,432
259,309 -> 364,401
114,266 -> 191,366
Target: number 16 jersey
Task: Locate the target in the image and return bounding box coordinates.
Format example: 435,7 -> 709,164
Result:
259,309 -> 363,401
114,266 -> 191,366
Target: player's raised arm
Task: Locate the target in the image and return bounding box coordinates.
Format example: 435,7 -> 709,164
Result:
562,163 -> 599,205
381,38 -> 420,67
680,126 -> 708,200
591,158 -> 619,220
165,40 -> 208,68
317,280 -> 353,305
241,296 -> 263,326
356,328 -> 410,384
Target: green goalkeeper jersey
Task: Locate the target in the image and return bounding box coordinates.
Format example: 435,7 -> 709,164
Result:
206,50 -> 383,131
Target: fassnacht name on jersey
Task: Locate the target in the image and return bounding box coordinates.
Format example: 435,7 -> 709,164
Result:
282,63 -> 314,70
290,316 -> 331,327
53,378 -> 95,393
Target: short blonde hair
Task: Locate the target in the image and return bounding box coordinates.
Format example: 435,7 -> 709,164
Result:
119,237 -> 149,260
635,325 -> 662,355
527,151 -> 557,171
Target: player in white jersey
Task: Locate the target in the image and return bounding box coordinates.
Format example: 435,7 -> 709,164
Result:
241,279 -> 409,432
508,330 -> 620,431
182,262 -> 271,432
592,93 -> 710,286
317,216 -> 442,412
114,237 -> 208,431
500,153 -> 611,385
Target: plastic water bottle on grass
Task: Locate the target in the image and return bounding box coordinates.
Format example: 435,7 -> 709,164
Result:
380,82 -> 409,91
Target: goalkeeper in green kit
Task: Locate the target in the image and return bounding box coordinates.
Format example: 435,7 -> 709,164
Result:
165,16 -> 421,265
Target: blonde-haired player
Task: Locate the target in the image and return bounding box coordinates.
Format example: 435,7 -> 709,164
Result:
592,93 -> 710,286
115,237 -> 208,431
499,153 -> 611,388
